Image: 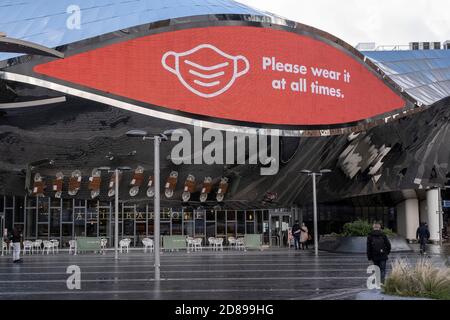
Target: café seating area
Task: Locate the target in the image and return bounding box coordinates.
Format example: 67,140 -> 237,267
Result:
1,239 -> 60,255
1,234 -> 254,256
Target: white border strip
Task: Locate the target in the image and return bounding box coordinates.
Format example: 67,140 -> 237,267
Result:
0,71 -> 284,136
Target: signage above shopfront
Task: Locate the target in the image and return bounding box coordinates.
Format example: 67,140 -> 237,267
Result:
34,25 -> 407,128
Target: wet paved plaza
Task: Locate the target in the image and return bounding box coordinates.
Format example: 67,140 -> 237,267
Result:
0,247 -> 447,300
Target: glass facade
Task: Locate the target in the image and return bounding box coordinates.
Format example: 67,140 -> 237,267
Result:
0,195 -> 402,248
0,195 -> 272,248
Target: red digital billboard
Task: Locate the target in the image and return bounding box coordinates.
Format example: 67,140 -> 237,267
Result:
34,26 -> 406,126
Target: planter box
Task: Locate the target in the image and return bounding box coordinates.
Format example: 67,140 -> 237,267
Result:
319,236 -> 413,254
356,290 -> 432,300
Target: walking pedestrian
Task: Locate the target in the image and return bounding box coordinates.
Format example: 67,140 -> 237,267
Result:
416,222 -> 430,255
292,221 -> 301,250
300,222 -> 309,250
367,223 -> 391,284
9,227 -> 22,263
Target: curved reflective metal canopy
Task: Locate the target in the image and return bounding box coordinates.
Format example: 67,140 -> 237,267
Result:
365,50 -> 450,105
0,0 -> 281,61
0,37 -> 64,58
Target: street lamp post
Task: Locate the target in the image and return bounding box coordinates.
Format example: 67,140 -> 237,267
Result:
153,135 -> 161,281
99,166 -> 131,260
114,169 -> 119,260
126,129 -> 172,281
301,169 -> 332,257
437,187 -> 443,248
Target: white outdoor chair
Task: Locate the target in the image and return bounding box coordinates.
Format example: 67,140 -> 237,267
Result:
193,238 -> 203,252
236,238 -> 246,251
33,240 -> 42,254
23,240 -> 33,255
208,237 -> 216,249
50,240 -> 59,253
228,237 -> 237,249
142,238 -> 154,253
186,237 -> 195,252
68,240 -> 77,255
42,240 -> 54,255
2,240 -> 9,255
119,239 -> 131,253
100,238 -> 108,254
213,238 -> 224,251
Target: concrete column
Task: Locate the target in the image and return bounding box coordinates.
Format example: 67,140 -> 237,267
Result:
396,198 -> 420,241
426,189 -> 441,242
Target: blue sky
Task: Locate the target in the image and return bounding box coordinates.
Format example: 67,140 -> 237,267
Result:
237,0 -> 450,46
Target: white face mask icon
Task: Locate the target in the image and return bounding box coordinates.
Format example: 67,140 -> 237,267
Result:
162,44 -> 250,98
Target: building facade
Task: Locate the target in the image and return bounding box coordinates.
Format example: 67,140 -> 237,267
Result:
1,0 -> 450,246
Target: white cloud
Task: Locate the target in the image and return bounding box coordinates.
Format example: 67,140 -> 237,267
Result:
237,0 -> 450,46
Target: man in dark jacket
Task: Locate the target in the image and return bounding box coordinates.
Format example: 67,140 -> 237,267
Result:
416,222 -> 430,255
367,223 -> 391,283
292,221 -> 301,250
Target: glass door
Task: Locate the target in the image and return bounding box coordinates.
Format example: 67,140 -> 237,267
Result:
270,215 -> 280,247
281,215 -> 291,247
122,205 -> 136,246
135,206 -> 146,247
269,214 -> 292,247
136,223 -> 146,246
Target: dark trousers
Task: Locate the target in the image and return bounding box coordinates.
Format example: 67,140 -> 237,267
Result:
419,238 -> 427,254
294,236 -> 300,250
373,259 -> 387,283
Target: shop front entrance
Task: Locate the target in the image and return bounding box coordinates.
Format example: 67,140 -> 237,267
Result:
269,213 -> 292,247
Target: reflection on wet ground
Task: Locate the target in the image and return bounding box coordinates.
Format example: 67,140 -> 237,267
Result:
0,247 -> 447,300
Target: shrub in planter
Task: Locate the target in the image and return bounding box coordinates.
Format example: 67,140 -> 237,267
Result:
329,232 -> 341,237
341,220 -> 395,237
384,258 -> 450,300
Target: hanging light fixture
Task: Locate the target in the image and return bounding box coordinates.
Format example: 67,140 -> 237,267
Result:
32,173 -> 45,197
146,176 -> 155,198
68,170 -> 82,196
165,171 -> 178,199
182,174 -> 196,202
108,170 -> 122,197
129,166 -> 144,197
88,168 -> 102,199
200,177 -> 212,203
263,191 -> 278,203
52,172 -> 64,199
216,177 -> 229,203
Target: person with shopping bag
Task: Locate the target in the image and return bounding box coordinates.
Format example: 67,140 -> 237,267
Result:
300,223 -> 309,250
